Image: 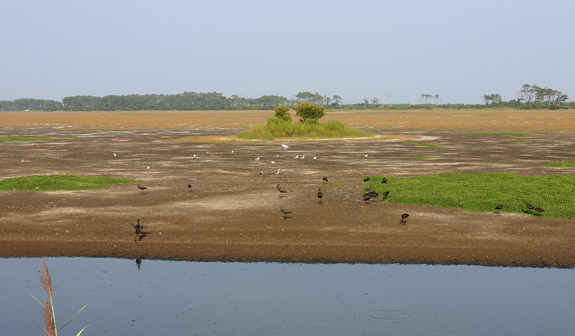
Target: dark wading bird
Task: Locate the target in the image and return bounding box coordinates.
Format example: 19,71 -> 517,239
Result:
363,177 -> 370,182
494,203 -> 503,213
277,184 -> 287,198
525,202 -> 544,215
381,177 -> 388,184
400,213 -> 409,225
137,184 -> 148,193
280,207 -> 293,220
188,183 -> 192,192
362,189 -> 379,203
317,188 -> 323,204
132,219 -> 144,235
322,176 -> 329,183
136,258 -> 142,271
381,190 -> 390,200
132,219 -> 147,242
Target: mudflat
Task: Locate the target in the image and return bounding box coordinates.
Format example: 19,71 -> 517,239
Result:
1,109 -> 574,267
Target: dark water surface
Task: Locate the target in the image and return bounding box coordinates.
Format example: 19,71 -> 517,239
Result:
1,258 -> 574,336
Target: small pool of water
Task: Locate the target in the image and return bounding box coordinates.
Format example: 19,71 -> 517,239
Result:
1,258 -> 574,335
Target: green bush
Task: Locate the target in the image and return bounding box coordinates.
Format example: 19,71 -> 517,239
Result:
294,102 -> 325,123
274,105 -> 291,121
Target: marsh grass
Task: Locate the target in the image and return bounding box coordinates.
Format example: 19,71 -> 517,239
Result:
367,172 -> 575,218
0,175 -> 139,191
0,136 -> 57,141
237,118 -> 374,139
29,259 -> 90,336
405,142 -> 443,147
410,156 -> 443,160
464,132 -> 529,137
542,162 -> 575,168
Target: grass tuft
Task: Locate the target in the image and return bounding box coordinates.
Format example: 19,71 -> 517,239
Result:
237,118 -> 374,139
542,162 -> 575,168
367,173 -> 575,218
0,175 -> 139,191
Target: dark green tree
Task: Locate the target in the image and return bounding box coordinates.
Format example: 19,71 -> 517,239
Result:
294,102 -> 325,124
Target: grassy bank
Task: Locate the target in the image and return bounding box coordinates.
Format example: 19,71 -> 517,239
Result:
0,175 -> 139,191
237,119 -> 374,140
366,172 -> 575,218
0,136 -> 57,141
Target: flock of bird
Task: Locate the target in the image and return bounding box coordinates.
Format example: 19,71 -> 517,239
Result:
130,143 -> 413,227
127,143 -> 549,236
495,202 -> 544,214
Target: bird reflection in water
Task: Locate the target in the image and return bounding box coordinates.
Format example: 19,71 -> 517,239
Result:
136,258 -> 142,271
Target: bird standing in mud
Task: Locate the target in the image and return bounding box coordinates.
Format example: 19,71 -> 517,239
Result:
132,219 -> 147,242
317,188 -> 323,204
137,184 -> 148,193
280,207 -> 293,220
277,183 -> 287,198
322,176 -> 329,183
400,213 -> 409,225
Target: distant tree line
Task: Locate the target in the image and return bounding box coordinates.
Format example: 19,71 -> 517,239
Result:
0,85 -> 571,111
0,91 -> 346,112
0,98 -> 62,111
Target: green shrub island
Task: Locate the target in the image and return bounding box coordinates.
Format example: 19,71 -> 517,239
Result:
238,103 -> 373,139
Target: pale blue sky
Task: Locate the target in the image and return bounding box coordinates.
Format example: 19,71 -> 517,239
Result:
1,0 -> 573,104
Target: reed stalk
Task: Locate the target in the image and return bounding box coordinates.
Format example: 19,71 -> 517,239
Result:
30,259 -> 90,336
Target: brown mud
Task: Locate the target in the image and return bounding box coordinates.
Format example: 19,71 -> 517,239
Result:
1,109 -> 574,267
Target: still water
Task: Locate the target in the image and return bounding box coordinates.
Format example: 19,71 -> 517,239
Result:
1,257 -> 574,336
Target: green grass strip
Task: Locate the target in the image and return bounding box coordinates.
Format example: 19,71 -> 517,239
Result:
405,142 -> 443,147
0,136 -> 57,141
0,175 -> 139,191
367,172 -> 575,218
542,162 -> 575,168
464,132 -> 529,137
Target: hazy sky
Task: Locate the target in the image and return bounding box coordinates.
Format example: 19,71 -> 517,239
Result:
2,0 -> 574,104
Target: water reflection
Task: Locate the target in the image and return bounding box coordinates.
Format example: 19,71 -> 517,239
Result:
1,258 -> 574,336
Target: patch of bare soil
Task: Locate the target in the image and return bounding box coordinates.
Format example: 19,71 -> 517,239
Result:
1,111 -> 575,267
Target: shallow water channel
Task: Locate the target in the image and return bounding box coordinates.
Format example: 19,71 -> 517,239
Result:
2,258 -> 574,336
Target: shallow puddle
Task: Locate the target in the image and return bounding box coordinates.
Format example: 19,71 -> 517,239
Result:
1,258 -> 574,335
